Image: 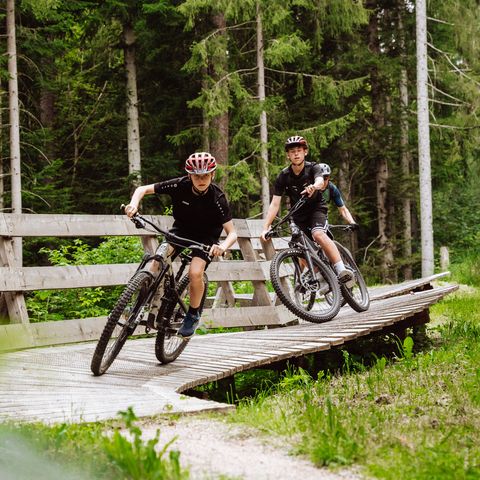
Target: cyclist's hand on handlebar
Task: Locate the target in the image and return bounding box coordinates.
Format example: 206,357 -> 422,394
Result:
261,228 -> 272,242
300,184 -> 317,197
124,203 -> 138,218
209,243 -> 226,257
349,223 -> 359,231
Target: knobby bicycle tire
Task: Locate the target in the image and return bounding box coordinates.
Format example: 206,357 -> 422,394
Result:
335,241 -> 370,312
90,271 -> 152,376
155,273 -> 209,364
270,248 -> 342,323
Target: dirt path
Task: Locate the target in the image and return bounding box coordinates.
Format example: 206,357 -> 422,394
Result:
140,416 -> 364,480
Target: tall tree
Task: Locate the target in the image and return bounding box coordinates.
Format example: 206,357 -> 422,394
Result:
256,1 -> 269,217
6,0 -> 22,264
123,20 -> 142,186
397,0 -> 412,279
416,0 -> 434,276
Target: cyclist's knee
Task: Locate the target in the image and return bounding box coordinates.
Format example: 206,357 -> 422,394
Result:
312,229 -> 328,245
189,263 -> 205,282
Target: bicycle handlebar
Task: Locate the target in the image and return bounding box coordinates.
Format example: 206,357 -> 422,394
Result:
328,224 -> 359,232
123,206 -> 211,254
266,195 -> 308,238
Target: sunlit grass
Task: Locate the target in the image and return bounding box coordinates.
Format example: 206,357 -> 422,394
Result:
230,287 -> 480,478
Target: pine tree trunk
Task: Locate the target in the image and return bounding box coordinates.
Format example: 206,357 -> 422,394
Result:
210,13 -> 229,185
0,78 -> 4,212
123,24 -> 141,187
398,1 -> 413,280
7,0 -> 22,265
256,1 -> 270,218
368,2 -> 393,282
416,0 -> 434,276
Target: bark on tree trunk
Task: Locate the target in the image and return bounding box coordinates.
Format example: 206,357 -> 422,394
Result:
123,24 -> 141,187
368,3 -> 394,282
7,0 -> 22,265
256,2 -> 270,218
0,79 -> 4,212
398,1 -> 413,280
210,13 -> 229,187
416,0 -> 434,276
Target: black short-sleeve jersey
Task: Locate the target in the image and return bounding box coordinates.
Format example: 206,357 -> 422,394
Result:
273,162 -> 327,222
154,176 -> 232,244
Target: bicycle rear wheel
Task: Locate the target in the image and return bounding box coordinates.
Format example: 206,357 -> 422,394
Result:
270,248 -> 342,323
155,273 -> 209,364
90,271 -> 152,375
335,241 -> 370,312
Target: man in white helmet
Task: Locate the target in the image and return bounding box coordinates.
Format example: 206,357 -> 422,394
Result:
317,163 -> 357,226
261,136 -> 354,284
125,152 -> 237,338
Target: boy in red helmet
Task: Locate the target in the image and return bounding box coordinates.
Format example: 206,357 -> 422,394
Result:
261,136 -> 354,284
125,152 -> 237,338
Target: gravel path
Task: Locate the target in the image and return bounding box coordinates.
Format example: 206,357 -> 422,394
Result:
140,416 -> 364,480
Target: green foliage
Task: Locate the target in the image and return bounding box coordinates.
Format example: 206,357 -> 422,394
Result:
103,407 -> 188,480
231,287 -> 480,476
26,237 -> 143,322
0,408 -> 188,479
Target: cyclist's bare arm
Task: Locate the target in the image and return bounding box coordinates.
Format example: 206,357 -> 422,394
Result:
210,220 -> 237,257
338,205 -> 356,225
125,184 -> 156,217
261,195 -> 282,241
301,175 -> 324,197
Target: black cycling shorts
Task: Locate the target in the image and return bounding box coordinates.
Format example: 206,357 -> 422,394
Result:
169,228 -> 214,265
294,208 -> 328,239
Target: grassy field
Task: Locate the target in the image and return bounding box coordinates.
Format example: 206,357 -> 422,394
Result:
229,288 -> 480,479
1,256 -> 479,479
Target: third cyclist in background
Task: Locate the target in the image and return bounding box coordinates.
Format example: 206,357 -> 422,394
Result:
318,163 -> 358,227
261,135 -> 354,285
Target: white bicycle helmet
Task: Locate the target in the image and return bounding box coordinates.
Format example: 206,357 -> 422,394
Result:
284,135 -> 308,151
185,152 -> 217,174
318,163 -> 331,176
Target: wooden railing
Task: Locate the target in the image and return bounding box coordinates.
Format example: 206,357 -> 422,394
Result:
0,213 -> 295,349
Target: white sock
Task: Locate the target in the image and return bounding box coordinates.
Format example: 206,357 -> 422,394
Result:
334,261 -> 346,274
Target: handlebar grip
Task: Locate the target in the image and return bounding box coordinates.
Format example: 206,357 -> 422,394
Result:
132,216 -> 146,229
265,230 -> 274,240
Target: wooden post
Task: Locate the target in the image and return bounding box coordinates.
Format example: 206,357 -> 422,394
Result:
440,246 -> 449,272
0,237 -> 29,324
238,237 -> 273,307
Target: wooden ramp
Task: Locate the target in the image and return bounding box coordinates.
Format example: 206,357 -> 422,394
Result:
0,282 -> 456,424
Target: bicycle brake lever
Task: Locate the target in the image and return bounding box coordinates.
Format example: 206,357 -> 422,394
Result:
132,216 -> 146,229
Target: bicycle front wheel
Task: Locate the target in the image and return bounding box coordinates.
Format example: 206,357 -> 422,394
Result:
155,273 -> 209,364
270,248 -> 342,323
335,241 -> 370,312
90,271 -> 152,376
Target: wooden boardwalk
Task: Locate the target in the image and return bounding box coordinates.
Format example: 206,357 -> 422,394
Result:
0,280 -> 456,424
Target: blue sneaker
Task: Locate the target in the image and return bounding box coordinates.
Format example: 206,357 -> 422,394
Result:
177,312 -> 200,339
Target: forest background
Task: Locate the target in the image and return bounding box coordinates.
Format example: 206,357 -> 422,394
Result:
0,0 -> 479,286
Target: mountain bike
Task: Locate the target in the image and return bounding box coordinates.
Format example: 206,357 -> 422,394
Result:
90,213 -> 210,376
266,197 -> 342,323
318,224 -> 370,312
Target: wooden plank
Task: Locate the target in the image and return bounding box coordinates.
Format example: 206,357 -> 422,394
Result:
237,237 -> 273,307
0,261 -> 270,291
0,237 -> 29,324
0,214 -> 253,238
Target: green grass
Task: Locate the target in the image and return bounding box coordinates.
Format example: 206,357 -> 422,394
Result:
0,408 -> 189,480
229,286 -> 480,479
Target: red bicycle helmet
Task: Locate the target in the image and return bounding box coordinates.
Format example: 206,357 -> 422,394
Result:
185,152 -> 217,174
285,135 -> 308,151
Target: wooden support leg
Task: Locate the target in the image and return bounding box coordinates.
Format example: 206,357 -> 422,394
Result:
0,237 -> 29,324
